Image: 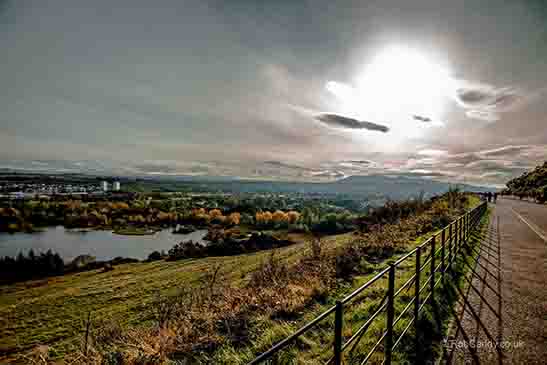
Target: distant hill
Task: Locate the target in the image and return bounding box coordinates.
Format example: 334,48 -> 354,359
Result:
136,174 -> 492,200
0,168 -> 493,202
504,161 -> 547,202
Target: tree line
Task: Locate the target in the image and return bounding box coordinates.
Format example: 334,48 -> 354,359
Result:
0,249 -> 64,283
503,161 -> 547,203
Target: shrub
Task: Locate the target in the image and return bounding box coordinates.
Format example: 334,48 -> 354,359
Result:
250,251 -> 290,287
147,251 -> 163,262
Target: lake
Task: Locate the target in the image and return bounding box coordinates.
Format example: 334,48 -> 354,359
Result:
0,226 -> 208,262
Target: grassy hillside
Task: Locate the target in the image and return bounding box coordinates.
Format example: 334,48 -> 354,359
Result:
504,161 -> 547,202
2,194 -> 480,363
0,232 -> 350,361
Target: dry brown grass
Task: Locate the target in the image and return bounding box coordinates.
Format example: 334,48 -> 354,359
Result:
56,194 -> 471,364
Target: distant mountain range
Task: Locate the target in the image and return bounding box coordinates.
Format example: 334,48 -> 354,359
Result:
134,174 -> 494,200
0,164 -> 494,201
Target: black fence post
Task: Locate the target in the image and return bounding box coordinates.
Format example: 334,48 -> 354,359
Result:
462,215 -> 466,243
441,229 -> 446,277
457,218 -> 461,251
385,264 -> 396,365
469,213 -> 471,237
414,247 -> 421,359
462,215 -> 465,243
334,301 -> 343,365
453,220 -> 457,260
430,236 -> 436,299
461,217 -> 463,245
465,215 -> 468,241
467,215 -> 473,239
449,223 -> 453,268
463,216 -> 466,242
462,215 -> 465,242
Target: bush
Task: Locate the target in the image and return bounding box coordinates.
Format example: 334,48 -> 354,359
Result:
147,250 -> 163,261
335,243 -> 362,279
167,232 -> 293,260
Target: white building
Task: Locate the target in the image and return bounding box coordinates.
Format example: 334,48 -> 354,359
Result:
113,181 -> 121,191
101,181 -> 109,192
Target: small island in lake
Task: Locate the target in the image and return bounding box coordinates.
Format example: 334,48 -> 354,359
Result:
172,225 -> 197,234
112,227 -> 158,236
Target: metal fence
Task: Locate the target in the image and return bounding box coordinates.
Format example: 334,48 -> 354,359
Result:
250,201 -> 488,365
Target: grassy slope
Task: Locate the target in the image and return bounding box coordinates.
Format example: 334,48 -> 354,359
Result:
0,232 -> 353,360
1,196 -> 481,363
211,195 -> 482,364
210,220 -> 443,364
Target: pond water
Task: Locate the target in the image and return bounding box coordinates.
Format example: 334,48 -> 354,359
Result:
0,226 -> 208,262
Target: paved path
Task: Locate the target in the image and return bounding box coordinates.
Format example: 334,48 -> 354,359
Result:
444,198 -> 546,364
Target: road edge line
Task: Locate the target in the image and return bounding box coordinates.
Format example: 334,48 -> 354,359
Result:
510,208 -> 547,243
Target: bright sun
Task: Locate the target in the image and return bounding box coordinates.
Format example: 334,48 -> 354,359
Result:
327,45 -> 454,144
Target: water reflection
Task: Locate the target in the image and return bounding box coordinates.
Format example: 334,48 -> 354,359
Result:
0,226 -> 208,261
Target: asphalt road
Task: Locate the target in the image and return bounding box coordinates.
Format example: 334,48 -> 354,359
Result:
446,198 -> 546,364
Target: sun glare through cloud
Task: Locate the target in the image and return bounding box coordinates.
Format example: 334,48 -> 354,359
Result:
326,45 -> 455,144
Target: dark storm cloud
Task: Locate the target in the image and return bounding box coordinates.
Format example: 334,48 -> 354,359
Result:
315,114 -> 389,133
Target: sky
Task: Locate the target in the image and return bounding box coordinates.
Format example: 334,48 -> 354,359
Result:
2,0 -> 547,187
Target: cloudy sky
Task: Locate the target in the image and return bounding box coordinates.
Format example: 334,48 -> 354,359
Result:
2,0 -> 546,187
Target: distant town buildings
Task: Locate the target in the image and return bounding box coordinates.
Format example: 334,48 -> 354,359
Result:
100,180 -> 121,192
0,181 -> 103,198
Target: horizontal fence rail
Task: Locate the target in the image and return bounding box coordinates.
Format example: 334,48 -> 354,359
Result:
249,201 -> 488,365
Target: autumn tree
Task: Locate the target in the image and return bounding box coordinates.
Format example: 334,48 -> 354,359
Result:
255,211 -> 273,227
287,211 -> 300,224
272,210 -> 289,228
226,212 -> 241,226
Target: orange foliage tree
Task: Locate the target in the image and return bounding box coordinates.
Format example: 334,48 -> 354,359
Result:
226,212 -> 241,226
287,211 -> 300,224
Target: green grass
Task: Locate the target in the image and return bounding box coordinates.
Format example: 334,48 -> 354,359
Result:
0,233 -> 354,361
1,195 -> 483,363
201,231 -> 440,364
204,198 -> 485,364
